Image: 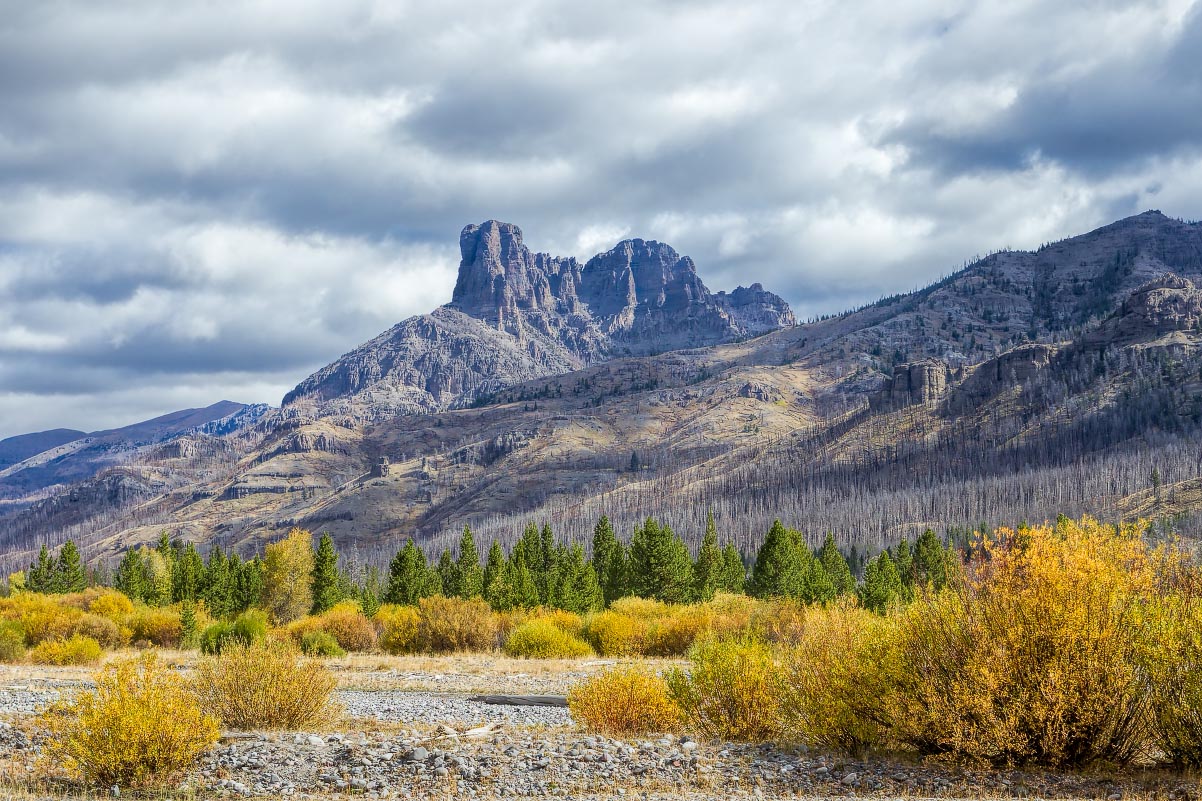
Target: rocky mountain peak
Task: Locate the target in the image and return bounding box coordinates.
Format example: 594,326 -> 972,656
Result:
451,220 -> 579,323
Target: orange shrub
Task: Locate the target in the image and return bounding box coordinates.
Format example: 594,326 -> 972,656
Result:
568,666 -> 681,735
889,517 -> 1157,767
644,605 -> 713,657
73,613 -> 131,649
288,601 -> 376,652
416,596 -> 498,653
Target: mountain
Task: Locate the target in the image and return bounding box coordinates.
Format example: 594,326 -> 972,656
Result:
0,429 -> 85,471
0,401 -> 265,503
3,211 -> 1202,572
282,221 -> 794,422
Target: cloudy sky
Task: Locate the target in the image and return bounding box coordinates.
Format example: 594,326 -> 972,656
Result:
2,0 -> 1201,438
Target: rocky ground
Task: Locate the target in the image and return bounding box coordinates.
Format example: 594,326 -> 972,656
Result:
0,659 -> 1198,801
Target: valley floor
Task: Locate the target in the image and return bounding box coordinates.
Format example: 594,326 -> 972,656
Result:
0,654 -> 1197,801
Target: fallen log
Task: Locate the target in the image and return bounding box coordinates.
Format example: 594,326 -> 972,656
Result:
467,694 -> 568,708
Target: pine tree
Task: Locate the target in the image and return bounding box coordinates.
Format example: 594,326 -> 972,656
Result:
436,549 -> 456,596
359,565 -> 383,617
719,544 -> 746,594
818,534 -> 856,597
914,529 -> 950,590
483,541 -> 505,594
180,599 -> 198,649
52,540 -> 88,593
486,556 -> 540,611
204,547 -> 233,619
453,526 -> 484,599
748,520 -> 802,599
628,517 -> 694,603
537,524 -> 560,605
804,556 -> 836,604
385,540 -> 437,606
310,533 -> 341,614
27,545 -> 55,593
591,516 -> 628,605
858,551 -> 903,614
552,543 -> 603,614
892,538 -> 915,602
231,554 -> 264,613
172,542 -> 205,602
692,511 -> 723,602
115,548 -> 148,603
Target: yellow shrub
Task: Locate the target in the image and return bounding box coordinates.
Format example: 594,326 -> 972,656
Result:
782,604 -> 896,754
1144,592 -> 1202,767
0,620 -> 25,662
503,619 -> 593,658
531,608 -> 584,636
73,614 -> 131,649
0,592 -> 83,645
39,653 -> 218,788
30,635 -> 102,666
374,604 -> 420,655
568,666 -> 681,735
288,601 -> 377,652
705,592 -> 759,638
667,637 -> 783,741
644,605 -> 713,657
749,598 -> 808,644
193,640 -> 338,730
583,611 -> 645,656
890,517 -> 1157,767
416,596 -> 499,653
126,606 -> 182,648
88,589 -> 135,621
608,596 -> 668,619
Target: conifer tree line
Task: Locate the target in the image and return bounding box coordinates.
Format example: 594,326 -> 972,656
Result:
17,515 -> 954,618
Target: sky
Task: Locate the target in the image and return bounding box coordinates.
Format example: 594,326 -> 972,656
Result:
2,0 -> 1202,439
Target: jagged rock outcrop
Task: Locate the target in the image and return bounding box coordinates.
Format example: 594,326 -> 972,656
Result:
946,344 -> 1056,413
284,221 -> 795,422
738,381 -> 784,403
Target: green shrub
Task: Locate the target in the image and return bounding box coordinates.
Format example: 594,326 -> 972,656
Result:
0,619 -> 25,662
193,640 -> 338,730
667,637 -> 783,741
568,666 -> 681,735
200,610 -> 267,655
300,630 -> 346,658
503,619 -> 593,658
39,653 -> 219,788
30,635 -> 103,666
417,596 -> 498,653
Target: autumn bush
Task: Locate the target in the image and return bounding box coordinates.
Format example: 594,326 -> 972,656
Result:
126,605 -> 183,648
39,653 -> 219,788
0,619 -> 25,662
1143,591 -> 1202,767
193,640 -> 338,730
30,635 -> 102,666
503,619 -> 593,658
290,601 -> 376,652
781,603 -> 896,754
375,604 -> 420,655
416,596 -> 498,653
888,517 -> 1159,767
667,637 -> 783,741
568,665 -> 681,735
85,589 -> 135,621
74,613 -> 131,649
644,604 -> 713,656
749,598 -> 808,644
0,592 -> 83,645
583,610 -> 645,656
530,607 -> 585,635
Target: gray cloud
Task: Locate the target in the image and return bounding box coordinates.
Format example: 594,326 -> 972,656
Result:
1,0 -> 1201,437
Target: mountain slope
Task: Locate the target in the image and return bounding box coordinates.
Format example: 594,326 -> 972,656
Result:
0,430 -> 85,470
3,211 -> 1202,571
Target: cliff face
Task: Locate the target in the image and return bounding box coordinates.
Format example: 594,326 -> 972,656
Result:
284,220 -> 796,421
